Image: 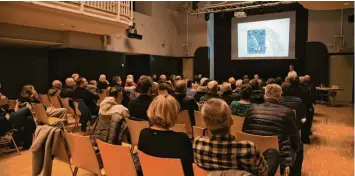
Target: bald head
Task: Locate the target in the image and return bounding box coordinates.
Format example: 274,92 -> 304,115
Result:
207,81 -> 219,93
65,78 -> 75,87
52,80 -> 62,90
160,74 -> 167,82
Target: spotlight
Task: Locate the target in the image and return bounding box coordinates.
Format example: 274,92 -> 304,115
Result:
205,13 -> 209,21
125,22 -> 143,40
192,1 -> 199,10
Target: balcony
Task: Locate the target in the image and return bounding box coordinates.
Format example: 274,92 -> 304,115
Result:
0,1 -> 133,35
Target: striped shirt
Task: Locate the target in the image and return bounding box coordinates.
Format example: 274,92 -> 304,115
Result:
193,134 -> 268,176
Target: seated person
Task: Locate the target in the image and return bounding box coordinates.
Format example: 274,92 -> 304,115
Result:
97,74 -> 110,93
124,78 -> 136,93
234,79 -> 243,94
194,86 -> 207,103
125,75 -> 137,87
220,82 -> 239,105
111,76 -> 123,87
48,80 -> 62,96
19,84 -> 67,120
0,95 -> 36,149
194,98 -> 280,176
275,77 -> 283,86
199,80 -> 220,103
173,80 -> 199,126
88,80 -> 98,94
128,76 -> 153,121
60,78 -> 76,98
138,95 -> 193,176
186,78 -> 197,98
231,84 -> 253,117
266,78 -> 276,85
158,82 -> 169,95
243,84 -> 302,175
72,73 -> 80,81
228,77 -> 237,91
92,86 -> 129,144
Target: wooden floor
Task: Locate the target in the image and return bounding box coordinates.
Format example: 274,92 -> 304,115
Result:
0,104 -> 353,176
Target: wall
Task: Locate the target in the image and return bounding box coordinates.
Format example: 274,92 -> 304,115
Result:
109,2 -> 184,57
308,9 -> 354,53
329,55 -> 354,102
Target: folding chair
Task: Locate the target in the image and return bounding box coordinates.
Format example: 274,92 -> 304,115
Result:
31,103 -> 65,126
193,163 -> 208,176
96,140 -> 137,176
126,118 -> 150,146
176,110 -> 192,137
60,98 -> 81,132
39,94 -> 51,107
48,95 -> 63,109
170,124 -> 187,133
138,150 -> 185,176
194,111 -> 205,128
0,130 -> 20,155
230,116 -> 245,137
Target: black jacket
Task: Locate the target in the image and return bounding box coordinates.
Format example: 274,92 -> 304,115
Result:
280,96 -> 305,129
60,86 -> 75,98
199,92 -> 220,103
220,91 -> 240,105
173,94 -> 199,126
243,99 -> 300,167
128,94 -> 153,121
72,87 -> 99,115
194,92 -> 206,103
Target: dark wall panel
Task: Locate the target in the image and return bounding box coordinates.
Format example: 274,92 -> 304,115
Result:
194,47 -> 209,77
125,54 -> 150,82
0,48 -> 49,98
150,55 -> 182,77
214,3 -> 308,82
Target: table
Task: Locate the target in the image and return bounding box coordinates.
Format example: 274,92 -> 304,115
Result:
316,87 -> 344,106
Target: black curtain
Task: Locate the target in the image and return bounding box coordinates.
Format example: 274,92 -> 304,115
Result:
304,42 -> 329,86
194,47 -> 209,78
125,54 -> 150,82
150,55 -> 182,78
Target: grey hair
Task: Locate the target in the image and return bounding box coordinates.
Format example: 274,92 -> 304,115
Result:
221,82 -> 232,93
264,84 -> 282,101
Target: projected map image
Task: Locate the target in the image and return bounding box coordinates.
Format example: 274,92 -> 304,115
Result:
237,18 -> 290,58
247,29 -> 266,54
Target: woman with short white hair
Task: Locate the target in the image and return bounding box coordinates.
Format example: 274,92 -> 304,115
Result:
138,95 -> 193,176
97,74 -> 110,93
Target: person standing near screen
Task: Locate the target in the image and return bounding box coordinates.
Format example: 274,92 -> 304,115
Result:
288,65 -> 297,78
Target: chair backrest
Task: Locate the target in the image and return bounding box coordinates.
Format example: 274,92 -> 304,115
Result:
55,132 -> 71,164
235,132 -> 279,153
126,118 -> 150,146
176,110 -> 192,134
96,140 -> 137,176
193,163 -> 208,176
230,116 -> 245,137
193,126 -> 205,138
39,94 -> 51,107
31,103 -> 49,124
48,95 -> 62,108
194,111 -> 205,128
64,132 -> 102,175
60,98 -> 75,114
170,124 -> 187,133
138,150 -> 185,176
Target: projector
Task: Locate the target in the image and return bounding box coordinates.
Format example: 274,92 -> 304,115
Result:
234,11 -> 247,18
125,22 -> 143,40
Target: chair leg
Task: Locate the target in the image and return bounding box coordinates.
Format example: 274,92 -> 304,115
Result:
73,167 -> 78,176
9,134 -> 20,155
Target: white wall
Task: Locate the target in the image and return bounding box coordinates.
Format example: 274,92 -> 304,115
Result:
308,9 -> 354,53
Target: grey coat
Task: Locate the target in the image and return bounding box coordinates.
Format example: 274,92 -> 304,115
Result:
91,113 -> 127,144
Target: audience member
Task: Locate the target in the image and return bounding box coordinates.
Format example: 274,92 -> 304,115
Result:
60,78 -> 76,98
175,75 -> 182,81
128,76 -> 153,121
242,78 -> 250,85
170,74 -> 176,84
199,77 -> 208,86
126,75 -> 137,87
194,74 -> 202,84
48,80 -> 62,96
151,74 -> 157,82
194,85 -> 207,103
288,65 -> 297,78
235,79 -> 243,92
194,98 -> 280,176
111,76 -> 123,87
186,78 -> 197,98
97,74 -> 109,93
88,80 -> 98,93
266,78 -> 276,85
173,80 -> 199,126
243,75 -> 249,80
92,86 -> 130,144
243,84 -> 302,175
0,94 -> 36,149
124,78 -> 136,93
231,84 -> 253,116
19,85 -> 68,119
200,81 -> 220,103
158,82 -> 169,95
138,94 -> 193,176
159,74 -> 167,82
220,82 -> 239,105
228,77 -> 237,91
72,73 -> 80,81
275,77 -> 283,86
303,75 -> 316,135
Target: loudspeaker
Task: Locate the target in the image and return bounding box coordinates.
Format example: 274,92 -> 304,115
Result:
348,14 -> 354,23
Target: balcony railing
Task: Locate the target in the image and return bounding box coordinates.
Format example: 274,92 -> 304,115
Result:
28,1 -> 133,26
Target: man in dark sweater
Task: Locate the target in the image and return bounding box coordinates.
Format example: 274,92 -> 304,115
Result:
199,80 -> 220,103
173,80 -> 199,126
220,82 -> 240,105
60,78 -> 76,98
128,76 -> 153,121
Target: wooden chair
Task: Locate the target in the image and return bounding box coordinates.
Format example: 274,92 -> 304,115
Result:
39,94 -> 51,107
193,163 -> 208,176
138,150 -> 185,176
48,95 -> 62,108
60,98 -> 81,132
97,89 -> 108,106
194,111 -> 205,128
235,132 -> 285,176
170,124 -> 187,133
176,110 -> 192,137
0,130 -> 20,155
193,126 -> 205,138
65,132 -> 104,176
230,116 -> 245,137
31,103 -> 65,126
96,140 -> 137,176
126,118 -> 150,146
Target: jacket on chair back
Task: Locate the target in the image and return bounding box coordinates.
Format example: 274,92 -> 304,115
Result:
242,99 -> 300,167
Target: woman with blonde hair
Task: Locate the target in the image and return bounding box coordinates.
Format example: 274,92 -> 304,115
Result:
138,95 -> 193,176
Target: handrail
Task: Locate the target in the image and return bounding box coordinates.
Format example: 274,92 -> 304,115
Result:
29,1 -> 133,26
